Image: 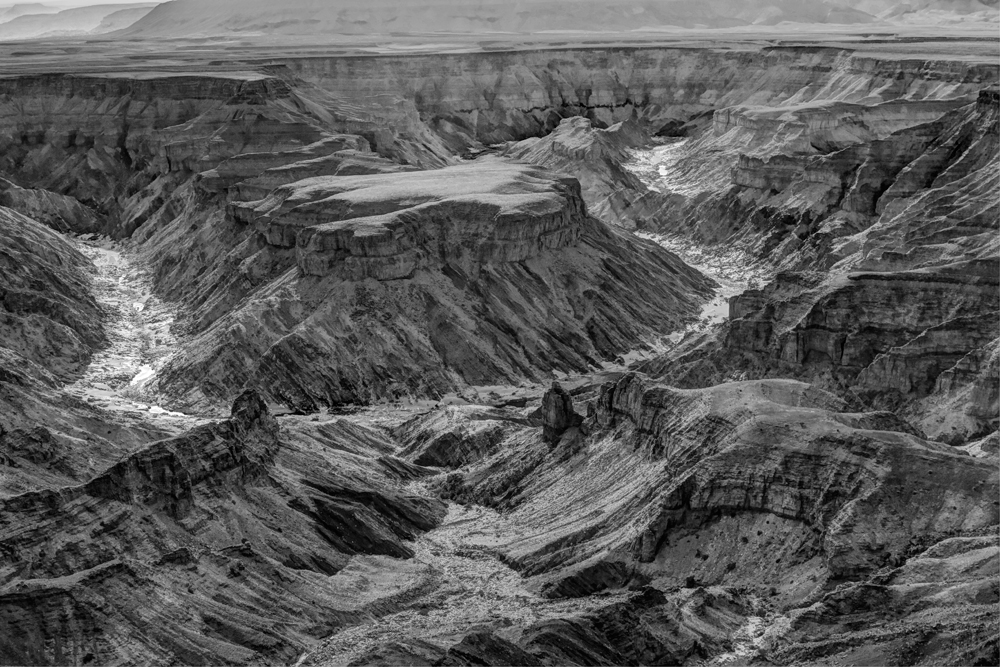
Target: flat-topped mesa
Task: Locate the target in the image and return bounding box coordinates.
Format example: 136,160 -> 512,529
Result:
235,160 -> 588,280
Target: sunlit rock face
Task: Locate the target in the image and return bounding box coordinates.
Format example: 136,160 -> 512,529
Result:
0,26 -> 996,667
619,76 -> 998,443
234,160 -> 587,279
413,372 -> 998,601
0,392 -> 447,665
281,47 -> 997,153
502,116 -> 660,230
668,91 -> 1000,441
151,158 -> 713,414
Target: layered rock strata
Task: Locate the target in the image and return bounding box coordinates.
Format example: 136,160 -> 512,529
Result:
0,178 -> 101,234
0,392 -> 446,665
627,89 -> 999,446
423,373 -> 998,605
233,159 -> 587,279
502,116 -> 664,229
281,47 -> 997,151
288,371 -> 1000,666
148,158 -> 713,413
0,206 -> 104,381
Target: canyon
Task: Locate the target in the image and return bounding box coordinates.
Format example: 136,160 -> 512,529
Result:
0,5 -> 997,666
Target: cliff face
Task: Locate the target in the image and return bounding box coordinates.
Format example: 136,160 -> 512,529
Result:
0,49 -> 993,241
3,65 -> 720,412
0,41 -> 995,666
613,80 -> 999,444
233,160 -> 588,276
0,178 -> 101,234
340,371 -> 999,667
502,116 -> 662,229
146,159 -> 712,413
431,374 -> 997,594
0,392 -> 446,665
0,73 -> 304,233
0,206 -> 104,382
279,48 -> 996,150
694,92 -> 1000,440
0,70 -> 453,239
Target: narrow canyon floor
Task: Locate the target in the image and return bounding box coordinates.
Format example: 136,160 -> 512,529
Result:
63,236 -> 207,433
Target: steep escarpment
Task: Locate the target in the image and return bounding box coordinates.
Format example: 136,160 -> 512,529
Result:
145,159 -> 713,413
0,40 -> 996,667
0,73 -> 302,217
0,178 -> 101,234
235,160 -> 588,278
430,374 -> 997,598
643,90 -> 999,442
0,48 -> 994,241
666,90 -> 998,261
502,115 -> 663,229
770,533 -> 1000,666
0,348 -> 172,498
0,206 -> 104,382
0,70 -> 453,240
295,371 -> 998,666
279,47 -> 997,155
0,392 -> 446,665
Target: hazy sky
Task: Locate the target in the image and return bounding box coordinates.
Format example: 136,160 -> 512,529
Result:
28,0 -> 161,7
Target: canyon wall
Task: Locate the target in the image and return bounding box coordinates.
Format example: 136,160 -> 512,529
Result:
0,45 -> 994,414
0,39 -> 996,667
0,206 -> 104,382
644,87 -> 1000,443
276,47 -> 997,148
148,160 -> 712,413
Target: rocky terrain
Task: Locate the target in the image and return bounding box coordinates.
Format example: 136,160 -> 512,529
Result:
0,10 -> 997,667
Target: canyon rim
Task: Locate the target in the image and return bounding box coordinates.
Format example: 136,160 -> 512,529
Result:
0,1 -> 998,665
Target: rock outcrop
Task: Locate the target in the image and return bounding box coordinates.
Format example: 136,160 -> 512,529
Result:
0,178 -> 101,234
280,47 -> 996,156
430,373 -> 998,600
334,371 -> 999,666
395,406 -> 532,468
502,116 -> 664,229
0,347 -> 168,498
144,158 -> 713,413
233,160 -> 588,279
645,90 -> 1000,442
0,206 -> 104,381
540,382 -> 581,444
0,35 -> 996,667
0,393 -> 446,665
771,534 -> 1000,666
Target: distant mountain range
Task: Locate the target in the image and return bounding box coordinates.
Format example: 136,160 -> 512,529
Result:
0,3 -> 155,40
114,0 -> 1000,38
0,0 -> 996,41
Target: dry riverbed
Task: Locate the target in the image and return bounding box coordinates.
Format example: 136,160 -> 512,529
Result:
63,235 -> 206,431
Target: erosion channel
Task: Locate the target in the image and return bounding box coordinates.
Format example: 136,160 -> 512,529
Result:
0,23 -> 996,667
